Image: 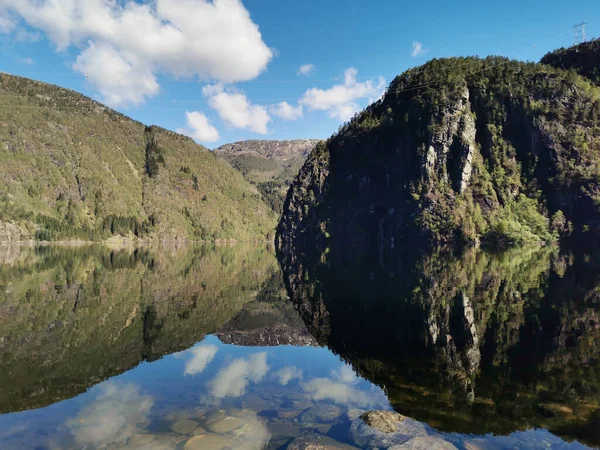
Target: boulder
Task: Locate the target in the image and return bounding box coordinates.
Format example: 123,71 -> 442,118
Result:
349,410 -> 427,448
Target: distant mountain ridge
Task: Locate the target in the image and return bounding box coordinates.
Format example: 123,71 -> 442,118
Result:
215,139 -> 320,214
0,73 -> 276,242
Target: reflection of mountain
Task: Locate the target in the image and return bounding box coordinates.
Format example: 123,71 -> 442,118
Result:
0,244 -> 280,414
279,244 -> 600,446
216,271 -> 318,347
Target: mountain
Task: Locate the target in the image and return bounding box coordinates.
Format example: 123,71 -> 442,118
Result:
541,39 -> 600,85
277,56 -> 600,251
0,74 -> 277,242
215,139 -> 320,214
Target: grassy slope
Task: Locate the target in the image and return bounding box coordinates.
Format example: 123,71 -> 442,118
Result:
0,74 -> 277,241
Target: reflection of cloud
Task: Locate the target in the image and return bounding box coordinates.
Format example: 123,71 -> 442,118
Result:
210,352 -> 268,398
274,366 -> 303,385
185,344 -> 219,375
331,365 -> 358,384
67,383 -> 153,449
303,365 -> 387,408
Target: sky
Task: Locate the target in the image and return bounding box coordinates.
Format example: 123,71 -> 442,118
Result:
0,0 -> 599,149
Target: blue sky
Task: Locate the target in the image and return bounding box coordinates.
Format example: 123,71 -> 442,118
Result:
1,0 -> 599,148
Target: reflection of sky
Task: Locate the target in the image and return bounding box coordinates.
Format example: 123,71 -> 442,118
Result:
67,383 -> 153,448
0,334 -> 595,450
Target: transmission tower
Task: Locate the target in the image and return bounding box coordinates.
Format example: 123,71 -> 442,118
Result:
573,22 -> 587,43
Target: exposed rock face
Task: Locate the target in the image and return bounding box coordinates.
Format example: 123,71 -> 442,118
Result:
216,139 -> 321,215
277,57 -> 600,250
0,221 -> 26,242
359,411 -> 409,433
215,140 -> 320,162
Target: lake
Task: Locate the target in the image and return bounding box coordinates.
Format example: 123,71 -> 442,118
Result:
0,243 -> 598,449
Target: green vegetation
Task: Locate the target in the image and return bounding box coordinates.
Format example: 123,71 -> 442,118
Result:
0,243 -> 281,412
0,74 -> 277,242
541,39 -> 600,85
279,55 -> 600,249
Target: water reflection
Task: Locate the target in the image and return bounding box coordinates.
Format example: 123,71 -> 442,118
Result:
279,243 -> 600,446
0,243 -> 597,449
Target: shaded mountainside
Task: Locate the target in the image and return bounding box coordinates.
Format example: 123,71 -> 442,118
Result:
542,39 -> 600,85
0,74 -> 277,242
0,244 -> 282,413
215,139 -> 320,214
277,57 -> 600,251
278,242 -> 600,446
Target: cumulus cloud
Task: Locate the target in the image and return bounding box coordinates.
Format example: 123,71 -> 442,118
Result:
67,383 -> 153,448
15,29 -> 39,42
274,366 -> 303,385
331,365 -> 359,384
177,111 -> 220,143
203,84 -> 271,134
184,344 -> 219,375
0,0 -> 273,105
18,57 -> 35,65
270,101 -> 303,121
297,64 -> 315,76
299,68 -> 385,121
411,41 -> 426,58
73,42 -> 159,106
210,352 -> 268,398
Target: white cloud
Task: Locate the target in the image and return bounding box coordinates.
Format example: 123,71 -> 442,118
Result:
184,344 -> 219,375
210,352 -> 268,398
331,365 -> 358,385
73,42 -> 159,107
411,41 -> 426,58
0,0 -> 273,105
178,111 -> 220,143
67,383 -> 153,448
0,13 -> 15,33
203,84 -> 271,134
298,64 -> 315,76
274,366 -> 303,385
299,68 -> 385,121
270,101 -> 303,121
18,57 -> 35,65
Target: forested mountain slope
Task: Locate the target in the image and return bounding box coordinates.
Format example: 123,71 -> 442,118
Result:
541,39 -> 600,85
0,74 -> 277,242
278,56 -> 600,251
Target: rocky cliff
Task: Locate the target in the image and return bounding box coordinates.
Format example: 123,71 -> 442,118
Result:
0,74 -> 276,242
277,57 -> 600,250
215,139 -> 320,214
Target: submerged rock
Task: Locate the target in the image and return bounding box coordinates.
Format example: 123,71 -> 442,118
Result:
300,405 -> 342,423
184,433 -> 232,450
206,415 -> 247,434
389,436 -> 459,449
170,419 -> 199,435
287,434 -> 358,449
349,410 -> 427,448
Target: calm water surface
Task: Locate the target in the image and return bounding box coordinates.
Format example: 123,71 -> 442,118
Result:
0,243 -> 598,449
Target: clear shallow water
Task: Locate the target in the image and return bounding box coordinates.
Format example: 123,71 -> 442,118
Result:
0,243 -> 598,449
